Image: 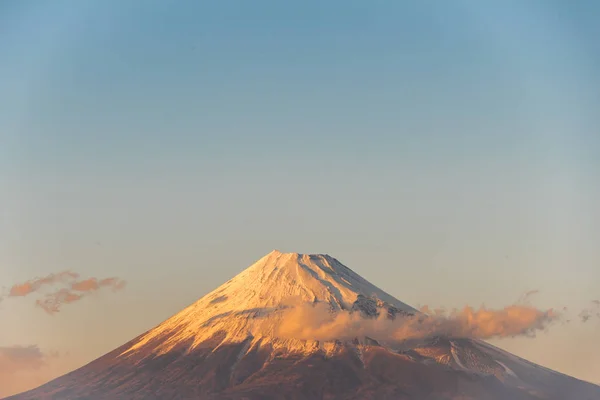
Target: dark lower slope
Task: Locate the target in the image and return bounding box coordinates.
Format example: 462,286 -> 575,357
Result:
5,333 -> 600,400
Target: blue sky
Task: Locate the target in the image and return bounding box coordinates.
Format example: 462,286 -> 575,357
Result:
1,0 -> 599,394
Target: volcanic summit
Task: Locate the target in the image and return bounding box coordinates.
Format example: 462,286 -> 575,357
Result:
6,251 -> 600,400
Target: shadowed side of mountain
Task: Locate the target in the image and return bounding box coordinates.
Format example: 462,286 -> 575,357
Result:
8,332 -> 600,400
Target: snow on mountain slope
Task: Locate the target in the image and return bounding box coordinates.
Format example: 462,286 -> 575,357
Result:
120,250 -> 416,357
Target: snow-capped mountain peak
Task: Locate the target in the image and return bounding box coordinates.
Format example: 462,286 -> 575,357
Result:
7,251 -> 600,400
120,251 -> 415,356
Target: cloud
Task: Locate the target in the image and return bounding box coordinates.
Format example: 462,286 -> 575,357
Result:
524,289 -> 539,298
71,277 -> 126,293
579,300 -> 600,323
8,271 -> 79,297
579,310 -> 593,323
516,289 -> 540,305
0,345 -> 46,375
35,278 -> 126,315
274,300 -> 558,344
0,345 -> 62,398
2,272 -> 126,314
36,289 -> 85,315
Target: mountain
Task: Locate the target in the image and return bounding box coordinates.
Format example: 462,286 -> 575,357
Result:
6,250 -> 600,400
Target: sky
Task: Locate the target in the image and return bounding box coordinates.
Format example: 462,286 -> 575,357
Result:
1,0 -> 599,396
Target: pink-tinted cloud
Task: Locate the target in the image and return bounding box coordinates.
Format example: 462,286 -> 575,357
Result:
71,277 -> 126,293
275,300 -> 558,343
35,278 -> 126,315
0,345 -> 62,398
3,272 -> 126,314
36,289 -> 85,315
8,271 -> 79,297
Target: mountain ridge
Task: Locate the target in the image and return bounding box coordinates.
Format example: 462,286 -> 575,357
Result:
5,250 -> 600,400
117,250 -> 417,359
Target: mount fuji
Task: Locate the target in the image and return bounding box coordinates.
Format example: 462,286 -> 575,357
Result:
6,250 -> 600,399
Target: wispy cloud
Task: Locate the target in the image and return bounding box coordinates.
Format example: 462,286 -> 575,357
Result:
0,271 -> 126,314
36,289 -> 85,315
516,289 -> 540,305
71,277 -> 126,293
0,345 -> 62,398
274,299 -> 559,343
8,271 -> 79,297
0,345 -> 47,375
579,300 -> 600,323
